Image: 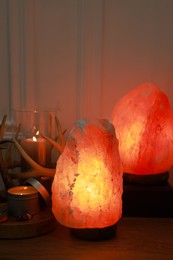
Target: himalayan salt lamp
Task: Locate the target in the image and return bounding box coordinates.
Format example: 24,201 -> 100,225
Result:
112,82 -> 173,184
52,119 -> 123,240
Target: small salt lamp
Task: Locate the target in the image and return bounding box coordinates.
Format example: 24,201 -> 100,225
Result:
52,119 -> 123,240
112,82 -> 173,184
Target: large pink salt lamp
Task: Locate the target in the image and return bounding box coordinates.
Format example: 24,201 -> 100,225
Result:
52,119 -> 123,240
112,82 -> 173,178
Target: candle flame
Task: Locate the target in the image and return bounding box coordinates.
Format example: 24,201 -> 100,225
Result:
33,130 -> 39,142
36,130 -> 39,136
33,136 -> 37,142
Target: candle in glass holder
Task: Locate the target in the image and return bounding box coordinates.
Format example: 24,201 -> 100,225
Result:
20,136 -> 51,170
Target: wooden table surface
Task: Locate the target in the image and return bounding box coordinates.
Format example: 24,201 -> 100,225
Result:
0,217 -> 173,259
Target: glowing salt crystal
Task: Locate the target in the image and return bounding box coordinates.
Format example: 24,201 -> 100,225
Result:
112,82 -> 173,175
52,119 -> 123,228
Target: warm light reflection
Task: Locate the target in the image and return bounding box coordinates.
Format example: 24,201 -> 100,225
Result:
72,156 -> 114,212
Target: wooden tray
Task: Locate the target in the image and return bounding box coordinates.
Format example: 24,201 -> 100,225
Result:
0,204 -> 57,239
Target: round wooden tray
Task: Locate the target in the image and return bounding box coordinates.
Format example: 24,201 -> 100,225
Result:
0,204 -> 57,239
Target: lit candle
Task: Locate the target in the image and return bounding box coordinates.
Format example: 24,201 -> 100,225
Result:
8,186 -> 37,196
7,186 -> 40,217
20,136 -> 48,167
21,136 -> 51,170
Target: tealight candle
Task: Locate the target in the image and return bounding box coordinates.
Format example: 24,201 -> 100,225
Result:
8,186 -> 37,195
7,186 -> 41,217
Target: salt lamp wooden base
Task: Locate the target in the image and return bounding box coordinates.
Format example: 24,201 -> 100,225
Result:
70,224 -> 117,241
123,171 -> 169,185
123,182 -> 173,217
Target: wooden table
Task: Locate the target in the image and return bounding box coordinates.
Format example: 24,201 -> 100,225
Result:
0,217 -> 173,259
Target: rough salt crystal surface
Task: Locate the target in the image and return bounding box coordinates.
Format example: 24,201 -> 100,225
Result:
52,119 -> 123,228
112,82 -> 173,175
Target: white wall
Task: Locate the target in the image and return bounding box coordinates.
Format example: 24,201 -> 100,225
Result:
101,0 -> 173,119
0,0 -> 10,119
1,0 -> 173,182
1,0 -> 173,129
